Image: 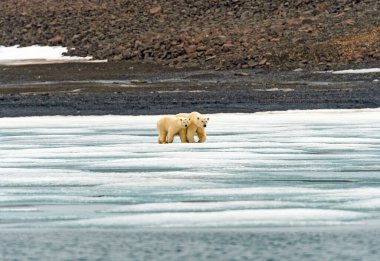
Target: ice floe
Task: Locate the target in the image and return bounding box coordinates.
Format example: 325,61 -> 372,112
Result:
1,109 -> 380,228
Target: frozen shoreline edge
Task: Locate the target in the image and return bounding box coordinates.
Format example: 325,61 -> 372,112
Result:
0,107 -> 379,120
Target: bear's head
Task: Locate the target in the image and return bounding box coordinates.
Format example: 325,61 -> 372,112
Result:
194,115 -> 209,128
178,117 -> 191,128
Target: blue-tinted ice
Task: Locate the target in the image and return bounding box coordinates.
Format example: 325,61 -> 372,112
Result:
1,109 -> 380,228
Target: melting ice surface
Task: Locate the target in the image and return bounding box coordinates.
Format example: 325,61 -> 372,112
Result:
1,109 -> 380,228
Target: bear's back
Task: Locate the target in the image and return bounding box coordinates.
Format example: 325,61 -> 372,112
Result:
157,116 -> 179,129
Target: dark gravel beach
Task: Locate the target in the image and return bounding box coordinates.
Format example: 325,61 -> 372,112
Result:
1,62 -> 380,117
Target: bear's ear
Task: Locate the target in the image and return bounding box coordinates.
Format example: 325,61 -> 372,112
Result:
207,117 -> 210,120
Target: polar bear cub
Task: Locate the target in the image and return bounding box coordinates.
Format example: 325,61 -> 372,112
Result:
157,116 -> 190,144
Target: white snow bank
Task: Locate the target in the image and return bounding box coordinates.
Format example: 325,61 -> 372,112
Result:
332,68 -> 380,74
0,45 -> 106,65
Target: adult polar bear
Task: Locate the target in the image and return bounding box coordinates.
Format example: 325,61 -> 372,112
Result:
176,111 -> 209,143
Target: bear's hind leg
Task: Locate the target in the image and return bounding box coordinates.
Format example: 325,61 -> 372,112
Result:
158,131 -> 167,144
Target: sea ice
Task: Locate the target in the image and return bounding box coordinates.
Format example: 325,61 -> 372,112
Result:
1,109 -> 380,228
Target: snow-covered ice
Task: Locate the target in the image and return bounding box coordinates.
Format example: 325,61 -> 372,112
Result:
1,109 -> 380,228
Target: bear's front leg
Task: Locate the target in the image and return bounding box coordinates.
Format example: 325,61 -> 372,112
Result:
179,129 -> 188,143
166,131 -> 176,143
197,128 -> 206,143
186,126 -> 196,143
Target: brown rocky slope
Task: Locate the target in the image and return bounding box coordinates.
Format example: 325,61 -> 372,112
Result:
1,0 -> 380,70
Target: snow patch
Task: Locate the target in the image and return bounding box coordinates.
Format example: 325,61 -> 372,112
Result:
0,45 -> 106,65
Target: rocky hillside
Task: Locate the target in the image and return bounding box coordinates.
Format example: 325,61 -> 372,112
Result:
1,0 -> 380,70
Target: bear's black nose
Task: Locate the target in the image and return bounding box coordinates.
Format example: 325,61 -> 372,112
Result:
204,125 -> 207,127
185,125 -> 188,127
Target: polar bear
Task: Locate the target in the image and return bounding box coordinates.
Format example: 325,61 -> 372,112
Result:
157,116 -> 190,144
176,111 -> 209,143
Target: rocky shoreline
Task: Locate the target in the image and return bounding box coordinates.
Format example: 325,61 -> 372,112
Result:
1,0 -> 380,70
